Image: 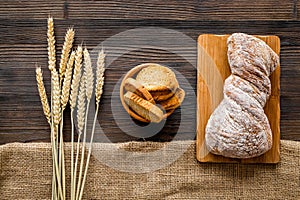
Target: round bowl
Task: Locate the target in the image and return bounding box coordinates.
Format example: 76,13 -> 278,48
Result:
120,63 -> 175,123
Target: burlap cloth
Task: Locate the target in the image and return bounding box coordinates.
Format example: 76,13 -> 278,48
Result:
0,140 -> 299,199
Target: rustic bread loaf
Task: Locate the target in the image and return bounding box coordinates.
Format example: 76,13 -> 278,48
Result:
124,78 -> 155,104
136,64 -> 179,92
124,91 -> 164,123
205,33 -> 280,159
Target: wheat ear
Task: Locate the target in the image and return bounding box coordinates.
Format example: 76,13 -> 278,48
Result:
59,28 -> 75,82
83,48 -> 94,101
51,70 -> 61,126
61,51 -> 75,110
47,17 -> 56,72
35,67 -> 51,124
95,49 -> 105,104
70,46 -> 83,200
79,49 -> 105,200
76,48 -> 94,200
70,46 -> 83,109
74,74 -> 86,200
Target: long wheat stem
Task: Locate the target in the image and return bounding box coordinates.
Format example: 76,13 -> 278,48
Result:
70,46 -> 83,200
74,74 -> 86,200
76,101 -> 89,200
76,48 -> 94,200
70,109 -> 75,200
59,113 -> 66,199
79,49 -> 105,199
52,124 -> 63,199
78,103 -> 99,200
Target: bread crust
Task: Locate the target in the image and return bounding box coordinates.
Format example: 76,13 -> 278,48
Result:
124,78 -> 155,104
159,88 -> 185,111
124,91 -> 164,123
136,64 -> 179,92
205,33 -> 280,159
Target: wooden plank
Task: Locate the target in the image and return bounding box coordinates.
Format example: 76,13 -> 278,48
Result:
196,34 -> 280,163
1,19 -> 300,144
0,0 -> 295,20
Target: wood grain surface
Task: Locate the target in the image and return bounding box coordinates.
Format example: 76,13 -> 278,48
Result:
0,1 -> 300,144
197,34 -> 280,163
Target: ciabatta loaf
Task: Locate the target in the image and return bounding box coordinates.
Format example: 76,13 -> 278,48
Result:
205,33 -> 279,159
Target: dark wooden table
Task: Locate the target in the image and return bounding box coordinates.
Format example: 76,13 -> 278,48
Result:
1,0 -> 300,144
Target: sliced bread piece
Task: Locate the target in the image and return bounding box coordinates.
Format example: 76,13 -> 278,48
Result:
124,91 -> 164,123
124,78 -> 155,104
159,88 -> 185,110
136,64 -> 179,92
150,89 -> 175,102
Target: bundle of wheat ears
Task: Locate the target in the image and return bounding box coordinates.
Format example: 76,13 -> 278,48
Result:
36,17 -> 105,200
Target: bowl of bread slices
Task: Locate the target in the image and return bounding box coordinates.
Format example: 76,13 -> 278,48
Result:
120,63 -> 185,123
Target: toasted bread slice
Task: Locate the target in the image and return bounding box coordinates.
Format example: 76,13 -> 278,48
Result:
136,64 -> 179,92
124,78 -> 155,104
150,89 -> 175,102
159,88 -> 185,110
124,91 -> 164,123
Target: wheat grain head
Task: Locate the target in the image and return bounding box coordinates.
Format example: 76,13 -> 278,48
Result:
83,48 -> 94,101
47,17 -> 56,72
70,46 -> 83,109
59,28 -> 75,81
52,70 -> 61,126
61,51 -> 75,110
77,74 -> 86,134
95,49 -> 105,103
36,67 -> 51,124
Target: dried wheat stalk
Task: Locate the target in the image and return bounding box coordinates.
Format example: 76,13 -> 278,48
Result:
52,70 -> 61,126
59,28 -> 75,82
95,49 -> 105,104
61,51 -> 75,110
36,67 -> 51,125
79,49 -> 105,200
76,48 -> 94,200
73,73 -> 86,200
76,74 -> 86,134
70,46 -> 83,109
47,17 -> 56,72
83,48 -> 94,101
70,46 -> 83,200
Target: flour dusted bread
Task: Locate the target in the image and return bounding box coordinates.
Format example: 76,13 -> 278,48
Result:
205,33 -> 280,159
136,64 -> 179,92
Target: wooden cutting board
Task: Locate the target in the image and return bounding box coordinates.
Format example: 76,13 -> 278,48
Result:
196,34 -> 280,164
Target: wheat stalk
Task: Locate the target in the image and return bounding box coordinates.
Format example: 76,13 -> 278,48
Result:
76,75 -> 86,134
70,46 -> 83,109
47,17 -> 56,72
74,74 -> 86,200
70,46 -> 83,200
76,48 -> 94,200
83,48 -> 94,101
61,51 -> 75,110
95,49 -> 105,104
35,67 -> 51,124
79,49 -> 106,200
51,70 -> 61,126
59,28 -> 75,82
